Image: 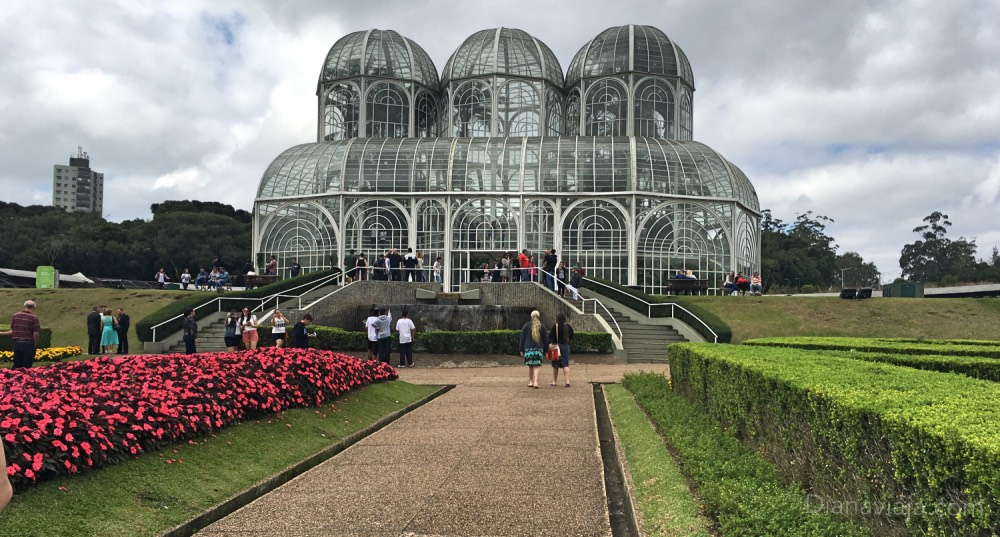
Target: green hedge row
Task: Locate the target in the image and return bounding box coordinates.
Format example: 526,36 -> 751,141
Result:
256,326 -> 613,355
0,325 -> 52,350
814,349 -> 1000,383
744,336 -> 1000,358
584,277 -> 732,343
621,372 -> 868,537
669,343 -> 1000,536
135,270 -> 337,342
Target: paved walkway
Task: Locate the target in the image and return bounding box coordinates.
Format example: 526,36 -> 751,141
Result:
197,364 -> 669,537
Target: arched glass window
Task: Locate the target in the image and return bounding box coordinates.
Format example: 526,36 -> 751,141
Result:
523,199 -> 554,255
415,199 -> 447,272
562,200 -> 628,283
498,81 -> 540,137
453,81 -> 492,137
451,199 -> 517,252
546,87 -> 563,136
636,202 -> 730,295
585,79 -> 628,136
366,82 -> 409,138
679,92 -> 692,141
635,78 -> 675,138
324,83 -> 360,141
344,200 -> 409,256
414,91 -> 437,138
259,202 -> 338,275
565,90 -> 581,136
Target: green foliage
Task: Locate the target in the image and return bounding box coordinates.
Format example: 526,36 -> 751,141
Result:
669,343 -> 1000,536
622,372 -> 868,537
585,277 -> 732,342
258,326 -> 612,355
0,200 -> 251,281
604,384 -> 713,536
0,325 -> 52,349
135,271 -> 335,342
834,251 -> 880,288
900,211 -> 978,283
760,210 -> 841,292
743,336 -> 1000,358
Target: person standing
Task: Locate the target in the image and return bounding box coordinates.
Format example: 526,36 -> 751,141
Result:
293,314 -> 314,349
86,306 -> 101,354
116,308 -> 130,354
267,256 -> 278,276
402,248 -> 417,282
154,267 -> 169,289
364,305 -> 379,360
543,248 -> 558,291
549,313 -> 574,387
432,256 -> 443,284
289,259 -> 301,278
239,307 -> 259,350
271,309 -> 288,348
355,253 -> 368,281
182,308 -> 198,354
0,300 -> 40,369
518,249 -> 531,282
180,268 -> 192,290
415,250 -> 426,282
518,310 -> 547,389
372,307 -> 393,364
388,248 -> 403,281
224,309 -> 241,352
100,308 -> 119,354
344,249 -> 357,283
556,261 -> 568,297
396,308 -> 416,367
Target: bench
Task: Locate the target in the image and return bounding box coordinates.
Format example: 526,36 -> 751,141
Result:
665,279 -> 709,295
245,274 -> 279,289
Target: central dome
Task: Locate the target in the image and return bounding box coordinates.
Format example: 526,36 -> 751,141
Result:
566,25 -> 694,88
442,27 -> 564,87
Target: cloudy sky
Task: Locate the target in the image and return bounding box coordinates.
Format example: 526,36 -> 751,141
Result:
1,0 -> 997,279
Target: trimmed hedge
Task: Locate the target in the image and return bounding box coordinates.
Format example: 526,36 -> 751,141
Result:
809,349 -> 1000,383
622,372 -> 868,537
257,326 -> 613,355
584,277 -> 732,343
744,336 -> 1000,358
135,270 -> 337,342
0,325 -> 53,350
669,343 -> 1000,536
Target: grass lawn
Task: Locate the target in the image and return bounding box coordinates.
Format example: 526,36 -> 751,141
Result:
0,380 -> 438,537
604,384 -> 712,537
0,288 -> 188,349
672,295 -> 1000,343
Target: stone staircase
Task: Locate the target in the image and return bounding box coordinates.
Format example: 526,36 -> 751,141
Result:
594,305 -> 687,363
165,317 -> 232,354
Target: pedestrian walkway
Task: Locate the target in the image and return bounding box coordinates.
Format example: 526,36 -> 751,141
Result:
197,364 -> 669,536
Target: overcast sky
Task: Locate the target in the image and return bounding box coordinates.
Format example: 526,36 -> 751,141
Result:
1,0 -> 997,279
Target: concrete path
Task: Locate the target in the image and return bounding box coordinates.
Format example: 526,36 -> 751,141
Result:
197,364 -> 669,537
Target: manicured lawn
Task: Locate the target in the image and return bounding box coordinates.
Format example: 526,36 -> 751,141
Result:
0,288 -> 183,349
604,384 -> 712,537
0,381 -> 438,537
670,295 -> 1000,343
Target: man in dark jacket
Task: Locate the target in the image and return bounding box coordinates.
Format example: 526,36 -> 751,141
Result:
388,248 -> 403,281
116,308 -> 131,354
87,306 -> 101,354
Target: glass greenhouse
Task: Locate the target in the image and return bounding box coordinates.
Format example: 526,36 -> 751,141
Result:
255,26 -> 760,294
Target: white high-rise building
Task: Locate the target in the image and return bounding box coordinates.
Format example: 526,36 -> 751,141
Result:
52,147 -> 104,214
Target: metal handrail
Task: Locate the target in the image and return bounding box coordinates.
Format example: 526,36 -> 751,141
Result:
579,297 -> 623,344
581,277 -> 719,343
150,272 -> 342,341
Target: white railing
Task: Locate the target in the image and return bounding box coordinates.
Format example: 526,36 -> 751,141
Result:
581,277 -> 719,344
150,272 -> 342,342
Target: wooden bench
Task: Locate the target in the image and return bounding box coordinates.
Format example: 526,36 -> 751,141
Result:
245,274 -> 278,289
665,279 -> 709,295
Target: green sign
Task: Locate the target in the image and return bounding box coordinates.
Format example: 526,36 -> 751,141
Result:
36,266 -> 57,289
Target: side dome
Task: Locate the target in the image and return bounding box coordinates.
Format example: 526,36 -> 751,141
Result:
320,29 -> 439,90
442,28 -> 563,87
566,25 -> 693,89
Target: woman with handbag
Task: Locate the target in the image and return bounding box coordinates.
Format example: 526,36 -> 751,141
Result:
518,310 -> 548,389
549,313 -> 574,387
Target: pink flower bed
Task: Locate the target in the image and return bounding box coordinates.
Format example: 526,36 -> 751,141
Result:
0,348 -> 397,487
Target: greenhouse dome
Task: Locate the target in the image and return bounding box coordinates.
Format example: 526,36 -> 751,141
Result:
257,26 -> 761,295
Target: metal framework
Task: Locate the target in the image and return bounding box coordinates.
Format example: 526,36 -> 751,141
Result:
256,25 -> 760,294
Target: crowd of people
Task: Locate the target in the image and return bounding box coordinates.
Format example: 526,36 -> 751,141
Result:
721,271 -> 763,296
86,305 -> 131,355
154,254 -> 306,292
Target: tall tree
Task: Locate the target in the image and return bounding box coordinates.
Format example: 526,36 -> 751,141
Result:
899,211 -> 977,282
834,251 -> 880,288
760,210 -> 840,291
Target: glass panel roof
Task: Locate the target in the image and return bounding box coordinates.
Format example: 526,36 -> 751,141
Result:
442,28 -> 564,88
320,29 -> 439,89
566,25 -> 694,89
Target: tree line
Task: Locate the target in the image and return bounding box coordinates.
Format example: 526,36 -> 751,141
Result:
0,201 -> 251,281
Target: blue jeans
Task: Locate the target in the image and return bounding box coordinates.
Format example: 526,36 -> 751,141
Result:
378,337 -> 391,364
545,273 -> 555,290
13,341 -> 35,369
183,335 -> 196,354
521,269 -> 531,282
